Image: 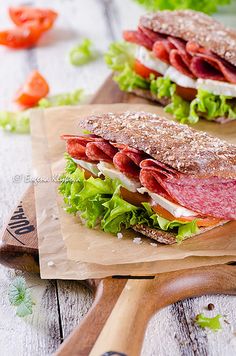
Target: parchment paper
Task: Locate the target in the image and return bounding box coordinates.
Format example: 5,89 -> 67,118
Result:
31,104 -> 236,279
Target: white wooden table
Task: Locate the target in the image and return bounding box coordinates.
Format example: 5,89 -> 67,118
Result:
0,1 -> 236,355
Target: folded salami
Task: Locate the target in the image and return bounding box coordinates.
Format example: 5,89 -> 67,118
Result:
59,111 -> 236,245
105,10 -> 236,125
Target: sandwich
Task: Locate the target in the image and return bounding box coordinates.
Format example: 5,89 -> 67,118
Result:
105,10 -> 236,124
59,111 -> 236,245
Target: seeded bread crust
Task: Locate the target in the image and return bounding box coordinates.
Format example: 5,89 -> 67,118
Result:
133,221 -> 227,245
79,111 -> 236,179
131,88 -> 170,106
140,10 -> 236,67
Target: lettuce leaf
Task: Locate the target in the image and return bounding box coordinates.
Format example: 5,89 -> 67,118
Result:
0,110 -> 30,133
165,94 -> 191,124
105,42 -> 236,124
190,89 -> 236,123
69,38 -> 97,66
195,314 -> 222,331
105,41 -> 136,72
114,64 -> 150,92
59,155 -> 199,240
38,89 -> 84,108
150,75 -> 174,99
142,202 -> 198,242
133,0 -> 231,14
150,76 -> 192,123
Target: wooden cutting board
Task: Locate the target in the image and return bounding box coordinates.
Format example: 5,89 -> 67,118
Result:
1,75 -> 236,356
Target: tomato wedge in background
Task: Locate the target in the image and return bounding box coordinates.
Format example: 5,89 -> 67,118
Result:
134,59 -> 161,79
0,27 -> 42,49
9,7 -> 58,31
15,71 -> 49,107
152,205 -> 222,227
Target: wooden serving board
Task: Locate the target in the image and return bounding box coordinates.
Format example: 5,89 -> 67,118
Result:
1,75 -> 236,356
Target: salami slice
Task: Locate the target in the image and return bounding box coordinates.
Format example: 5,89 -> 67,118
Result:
190,55 -> 236,84
161,176 -> 236,220
62,136 -> 97,161
86,142 -> 117,162
169,49 -> 196,78
123,30 -> 153,50
113,147 -> 148,179
139,26 -> 166,42
140,159 -> 236,219
168,37 -> 192,67
63,135 -> 117,162
152,39 -> 175,64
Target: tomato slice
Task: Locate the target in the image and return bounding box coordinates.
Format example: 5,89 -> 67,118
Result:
152,205 -> 222,227
0,27 -> 42,49
14,71 -> 49,107
120,187 -> 150,207
9,7 -> 58,31
134,59 -> 161,79
176,85 -> 197,101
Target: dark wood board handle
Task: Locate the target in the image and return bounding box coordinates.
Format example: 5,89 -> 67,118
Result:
55,278 -> 126,356
0,185 -> 39,273
54,264 -> 236,356
89,265 -> 236,356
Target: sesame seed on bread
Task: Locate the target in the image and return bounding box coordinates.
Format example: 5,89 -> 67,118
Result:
140,10 -> 236,67
79,111 -> 236,179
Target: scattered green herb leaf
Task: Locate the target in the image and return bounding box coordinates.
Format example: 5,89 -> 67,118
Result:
69,38 -> 97,66
0,110 -> 30,133
8,277 -> 34,317
38,89 -> 84,108
195,313 -> 222,331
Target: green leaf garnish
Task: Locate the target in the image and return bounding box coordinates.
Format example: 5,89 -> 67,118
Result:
8,277 -> 34,317
189,89 -> 236,123
59,155 -> 199,240
105,41 -> 136,72
114,64 -> 149,92
69,38 -> 97,66
0,110 -> 30,133
195,313 -> 222,331
38,89 -> 84,108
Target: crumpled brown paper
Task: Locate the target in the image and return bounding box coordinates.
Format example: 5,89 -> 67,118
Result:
31,104 -> 236,279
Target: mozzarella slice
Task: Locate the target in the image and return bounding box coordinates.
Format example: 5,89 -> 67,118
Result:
197,78 -> 236,97
165,66 -> 197,89
72,158 -> 99,176
138,187 -> 197,218
135,46 -> 169,75
97,162 -> 141,192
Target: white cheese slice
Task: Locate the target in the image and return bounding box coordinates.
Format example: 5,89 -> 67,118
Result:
72,158 -> 99,176
165,66 -> 197,89
196,78 -> 236,97
97,162 -> 141,192
135,46 -> 169,75
138,187 -> 197,218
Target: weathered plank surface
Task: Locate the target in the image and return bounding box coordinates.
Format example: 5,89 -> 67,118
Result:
0,0 -> 236,355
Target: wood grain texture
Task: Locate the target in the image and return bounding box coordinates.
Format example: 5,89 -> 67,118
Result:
0,0 -> 236,355
90,265 -> 236,356
56,278 -> 126,356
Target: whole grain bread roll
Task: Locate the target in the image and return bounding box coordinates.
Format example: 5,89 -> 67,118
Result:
79,111 -> 236,179
140,10 -> 236,67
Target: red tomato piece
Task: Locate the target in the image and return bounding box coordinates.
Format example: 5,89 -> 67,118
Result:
152,205 -> 222,227
9,7 -> 58,31
0,27 -> 42,49
175,85 -> 197,101
14,71 -> 49,107
134,59 -> 161,79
